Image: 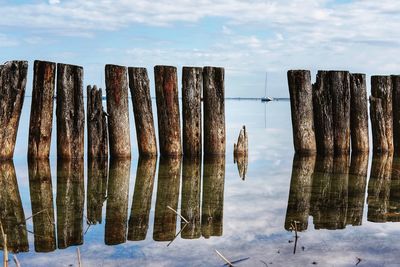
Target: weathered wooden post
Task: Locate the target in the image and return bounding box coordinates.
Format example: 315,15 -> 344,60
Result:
392,75 -> 400,155
28,158 -> 56,252
56,63 -> 85,159
28,60 -> 56,159
313,71 -> 334,155
371,76 -> 393,152
105,159 -> 131,245
87,158 -> 108,225
128,67 -> 157,156
128,156 -> 157,241
154,65 -> 182,157
350,74 -> 369,153
0,61 -> 28,160
203,67 -> 225,155
370,96 -> 389,153
87,85 -> 108,159
105,64 -> 131,159
287,70 -> 316,155
182,67 -> 202,157
234,125 -> 248,157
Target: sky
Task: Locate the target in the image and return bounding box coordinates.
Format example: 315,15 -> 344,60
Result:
1,0 -> 400,97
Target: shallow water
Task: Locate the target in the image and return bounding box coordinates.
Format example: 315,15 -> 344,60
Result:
0,99 -> 399,267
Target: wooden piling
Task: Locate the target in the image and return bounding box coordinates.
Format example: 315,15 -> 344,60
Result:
56,63 -> 85,159
350,74 -> 369,153
87,85 -> 108,159
313,71 -> 334,155
234,125 -> 248,157
28,60 -> 56,159
203,67 -> 225,155
128,67 -> 157,156
370,96 -> 389,153
392,75 -> 400,155
154,66 -> 182,157
287,70 -> 316,155
105,64 -> 131,158
371,76 -> 393,152
0,61 -> 28,160
182,67 -> 202,157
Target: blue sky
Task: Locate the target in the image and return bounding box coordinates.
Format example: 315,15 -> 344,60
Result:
1,0 -> 400,97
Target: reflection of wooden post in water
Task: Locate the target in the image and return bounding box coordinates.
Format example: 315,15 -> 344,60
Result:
389,157 -> 400,222
203,67 -> 225,155
28,60 -> 56,159
347,153 -> 368,226
56,159 -> 84,249
0,61 -> 28,160
105,65 -> 131,159
181,157 -> 201,239
87,158 -> 108,224
284,154 -> 315,231
235,154 -> 248,180
128,68 -> 158,156
56,63 -> 85,159
367,153 -> 393,222
154,66 -> 182,157
153,157 -> 182,241
202,156 -> 225,238
392,76 -> 400,155
28,158 -> 56,252
105,159 -> 130,245
0,161 -> 28,253
128,156 -> 157,241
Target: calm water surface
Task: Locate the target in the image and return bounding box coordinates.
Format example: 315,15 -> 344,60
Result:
1,99 -> 399,267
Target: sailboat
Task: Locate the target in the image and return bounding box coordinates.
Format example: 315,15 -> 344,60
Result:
261,72 -> 274,102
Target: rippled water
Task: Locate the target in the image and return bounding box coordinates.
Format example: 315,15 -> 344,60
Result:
1,99 -> 399,267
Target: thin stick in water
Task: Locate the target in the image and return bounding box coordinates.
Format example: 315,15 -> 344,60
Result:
77,247 -> 82,267
167,206 -> 189,223
215,250 -> 233,267
13,255 -> 20,267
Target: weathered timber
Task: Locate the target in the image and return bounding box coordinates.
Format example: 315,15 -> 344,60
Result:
203,67 -> 225,155
105,159 -> 131,245
371,76 -> 393,152
105,64 -> 131,158
87,158 -> 108,225
0,161 -> 28,253
313,71 -> 334,155
370,96 -> 389,153
153,157 -> 182,241
284,154 -> 315,232
182,67 -> 202,157
28,60 -> 56,159
28,158 -> 56,252
287,70 -> 316,154
234,125 -> 248,157
392,75 -> 400,155
87,85 -> 108,159
0,61 -> 28,160
128,67 -> 157,156
350,73 -> 369,153
330,71 -> 351,155
128,156 -> 157,241
154,66 -> 182,157
389,157 -> 400,222
181,156 -> 201,239
56,159 -> 84,249
202,156 -> 225,238
347,152 -> 368,226
367,153 -> 393,222
56,63 -> 85,159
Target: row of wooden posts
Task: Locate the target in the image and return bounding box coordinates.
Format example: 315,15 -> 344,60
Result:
0,60 -> 226,160
288,70 -> 400,155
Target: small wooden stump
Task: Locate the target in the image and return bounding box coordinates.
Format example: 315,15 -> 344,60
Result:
371,76 -> 393,152
128,67 -> 157,156
203,67 -> 225,155
370,96 -> 389,153
105,64 -> 131,159
182,67 -> 202,157
350,74 -> 369,153
28,60 -> 56,159
392,75 -> 400,155
0,61 -> 28,160
287,70 -> 316,155
234,125 -> 248,157
154,65 -> 182,157
56,63 -> 85,159
87,85 -> 108,159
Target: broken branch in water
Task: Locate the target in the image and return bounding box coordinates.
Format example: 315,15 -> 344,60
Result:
215,250 -> 233,267
167,223 -> 188,247
13,255 -> 20,267
77,247 -> 82,267
167,206 -> 189,223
